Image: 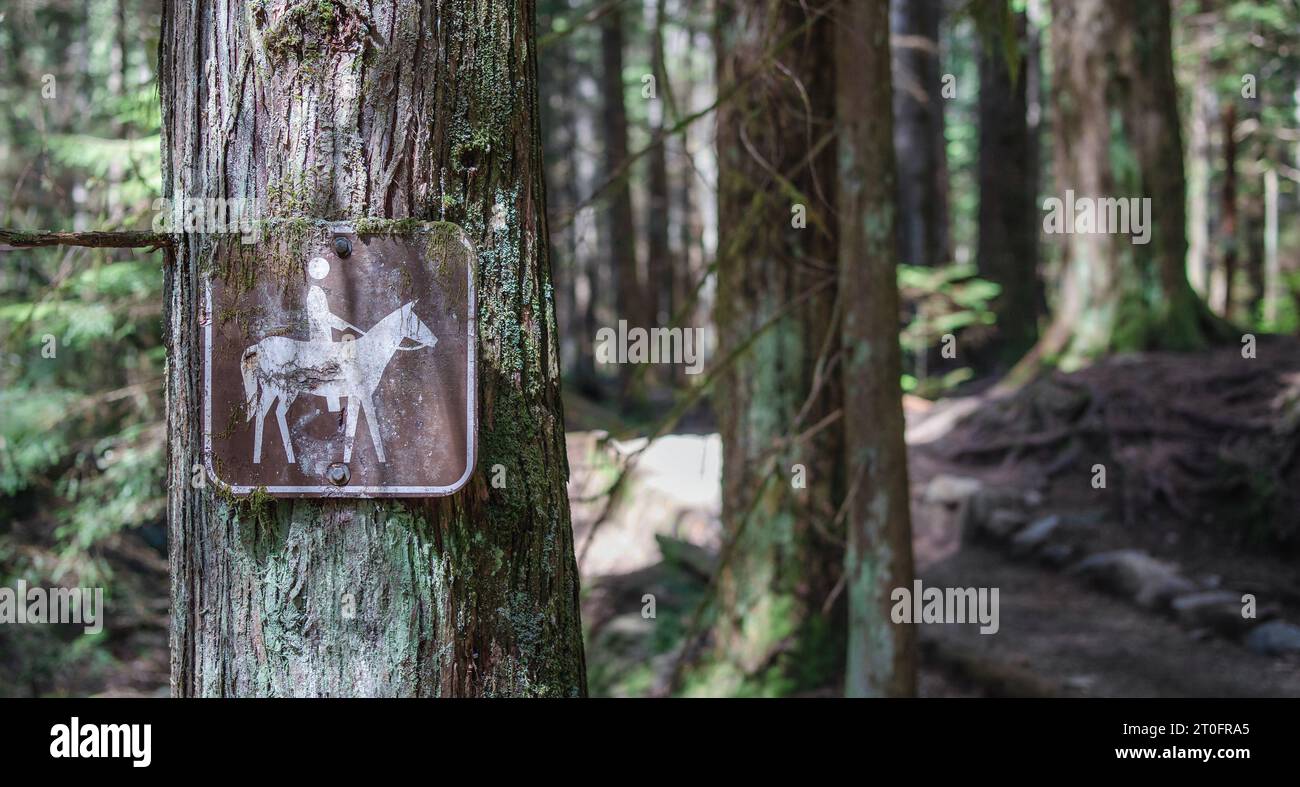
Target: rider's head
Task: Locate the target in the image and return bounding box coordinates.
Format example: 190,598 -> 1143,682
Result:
308,257 -> 330,281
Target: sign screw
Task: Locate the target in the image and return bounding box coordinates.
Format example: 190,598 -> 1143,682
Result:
326,462 -> 351,486
333,236 -> 352,258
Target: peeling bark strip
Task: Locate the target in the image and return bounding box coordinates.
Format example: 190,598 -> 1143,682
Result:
161,0 -> 586,696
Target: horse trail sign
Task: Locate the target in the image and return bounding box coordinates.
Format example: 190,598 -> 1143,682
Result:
203,222 -> 477,497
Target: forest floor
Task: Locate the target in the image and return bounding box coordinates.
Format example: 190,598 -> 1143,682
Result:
575,336 -> 1300,697
12,339 -> 1299,696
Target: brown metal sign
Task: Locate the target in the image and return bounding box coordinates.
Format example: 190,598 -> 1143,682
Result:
203,222 -> 476,497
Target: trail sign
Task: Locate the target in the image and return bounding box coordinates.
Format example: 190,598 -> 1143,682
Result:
203,222 -> 477,497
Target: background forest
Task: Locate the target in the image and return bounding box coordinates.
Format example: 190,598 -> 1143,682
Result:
2,0 -> 1300,696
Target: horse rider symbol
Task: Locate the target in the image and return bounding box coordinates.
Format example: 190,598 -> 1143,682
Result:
240,256 -> 438,465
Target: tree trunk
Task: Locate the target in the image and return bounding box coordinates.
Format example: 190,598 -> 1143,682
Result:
1185,3 -> 1216,298
976,9 -> 1040,366
890,0 -> 949,267
542,0 -> 600,396
644,0 -> 672,332
1216,102 -> 1239,319
161,0 -> 586,697
1241,97 -> 1265,319
837,0 -> 917,698
1264,166 -> 1280,325
672,16 -> 707,389
708,0 -> 845,694
1029,0 -> 1225,371
599,3 -> 643,387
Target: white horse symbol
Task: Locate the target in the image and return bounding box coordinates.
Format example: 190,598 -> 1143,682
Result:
240,301 -> 437,464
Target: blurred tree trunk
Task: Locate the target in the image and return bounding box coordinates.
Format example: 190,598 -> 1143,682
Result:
647,0 -> 670,325
579,96 -> 605,398
1186,3 -> 1216,298
671,155 -> 696,389
161,0 -> 586,697
1242,97 -> 1266,319
542,0 -> 600,396
600,3 -> 644,378
645,0 -> 672,360
976,9 -> 1039,366
1215,103 -> 1239,319
710,0 -> 845,694
672,16 -> 705,388
1244,203 -> 1265,320
1028,0 -> 1227,371
1264,166 -> 1281,324
891,0 -> 949,266
837,0 -> 917,698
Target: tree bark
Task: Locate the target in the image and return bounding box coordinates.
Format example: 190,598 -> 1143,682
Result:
836,0 -> 917,698
890,0 -> 949,267
708,0 -> 845,694
161,0 -> 586,697
976,9 -> 1039,366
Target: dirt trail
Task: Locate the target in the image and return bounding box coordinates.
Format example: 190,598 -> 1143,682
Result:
904,339 -> 1300,696
919,545 -> 1300,697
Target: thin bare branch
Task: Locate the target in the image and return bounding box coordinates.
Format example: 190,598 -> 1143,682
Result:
0,229 -> 173,252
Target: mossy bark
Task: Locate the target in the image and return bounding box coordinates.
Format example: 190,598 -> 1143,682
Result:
708,0 -> 845,695
161,0 -> 586,696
